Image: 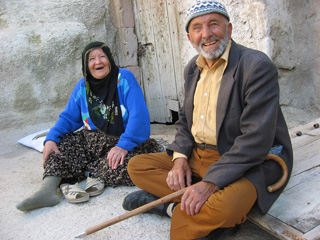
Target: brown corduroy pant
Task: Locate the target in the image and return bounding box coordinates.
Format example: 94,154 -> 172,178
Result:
127,148 -> 257,240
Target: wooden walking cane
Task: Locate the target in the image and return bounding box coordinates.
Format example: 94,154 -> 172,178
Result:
75,153 -> 288,238
75,188 -> 187,238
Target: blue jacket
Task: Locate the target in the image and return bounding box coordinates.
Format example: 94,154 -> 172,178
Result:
45,68 -> 150,151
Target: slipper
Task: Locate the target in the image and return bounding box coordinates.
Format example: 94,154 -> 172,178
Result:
60,183 -> 89,203
85,177 -> 105,197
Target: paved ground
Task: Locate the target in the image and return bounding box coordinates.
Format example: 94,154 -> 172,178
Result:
0,122 -> 278,240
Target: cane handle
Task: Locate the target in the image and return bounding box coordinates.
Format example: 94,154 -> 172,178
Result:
266,154 -> 288,192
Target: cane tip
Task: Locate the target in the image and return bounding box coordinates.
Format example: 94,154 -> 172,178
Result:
75,232 -> 87,238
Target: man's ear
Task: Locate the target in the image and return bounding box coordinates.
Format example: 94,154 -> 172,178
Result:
187,33 -> 192,45
228,22 -> 233,39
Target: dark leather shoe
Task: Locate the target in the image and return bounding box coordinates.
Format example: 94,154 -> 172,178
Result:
197,225 -> 240,240
122,190 -> 166,216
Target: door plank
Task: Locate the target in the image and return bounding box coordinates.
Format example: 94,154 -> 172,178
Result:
134,0 -> 182,123
134,0 -> 167,122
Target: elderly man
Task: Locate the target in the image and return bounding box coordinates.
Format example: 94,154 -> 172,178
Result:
123,1 -> 293,239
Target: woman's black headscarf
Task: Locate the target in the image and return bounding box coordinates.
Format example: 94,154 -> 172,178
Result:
82,41 -> 123,136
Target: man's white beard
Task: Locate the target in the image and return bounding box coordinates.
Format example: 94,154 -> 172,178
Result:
192,27 -> 229,60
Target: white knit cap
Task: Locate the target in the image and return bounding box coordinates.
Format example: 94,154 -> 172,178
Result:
185,1 -> 230,32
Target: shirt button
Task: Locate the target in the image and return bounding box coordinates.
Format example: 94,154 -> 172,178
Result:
204,92 -> 208,96
200,115 -> 204,119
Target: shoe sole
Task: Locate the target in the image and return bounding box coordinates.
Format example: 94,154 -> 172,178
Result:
66,197 -> 90,203
86,188 -> 105,197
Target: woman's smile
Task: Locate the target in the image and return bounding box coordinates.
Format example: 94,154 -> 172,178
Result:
89,49 -> 111,79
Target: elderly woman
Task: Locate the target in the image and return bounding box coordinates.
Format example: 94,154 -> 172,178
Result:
16,41 -> 161,211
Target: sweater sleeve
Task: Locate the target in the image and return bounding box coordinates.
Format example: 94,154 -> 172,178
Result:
44,80 -> 83,144
116,69 -> 150,151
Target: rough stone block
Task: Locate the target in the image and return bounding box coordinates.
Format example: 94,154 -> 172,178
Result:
116,28 -> 138,66
126,66 -> 141,85
109,0 -> 134,28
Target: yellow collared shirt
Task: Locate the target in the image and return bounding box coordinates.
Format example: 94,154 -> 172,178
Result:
173,40 -> 232,161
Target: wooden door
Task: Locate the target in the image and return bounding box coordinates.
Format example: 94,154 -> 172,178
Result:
133,0 -> 184,123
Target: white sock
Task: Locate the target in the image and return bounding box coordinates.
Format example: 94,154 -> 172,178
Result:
166,202 -> 176,217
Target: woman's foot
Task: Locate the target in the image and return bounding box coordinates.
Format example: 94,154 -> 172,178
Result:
16,176 -> 61,211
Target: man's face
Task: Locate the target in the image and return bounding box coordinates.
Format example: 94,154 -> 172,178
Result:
187,13 -> 232,61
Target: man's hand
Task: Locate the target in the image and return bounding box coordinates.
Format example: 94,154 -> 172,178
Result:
107,146 -> 128,169
42,140 -> 62,166
166,157 -> 192,191
181,181 -> 219,216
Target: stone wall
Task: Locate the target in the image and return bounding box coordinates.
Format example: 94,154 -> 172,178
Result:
0,0 -> 319,129
266,0 -> 320,125
109,0 -> 141,84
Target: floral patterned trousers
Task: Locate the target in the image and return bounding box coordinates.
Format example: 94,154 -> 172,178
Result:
43,129 -> 163,186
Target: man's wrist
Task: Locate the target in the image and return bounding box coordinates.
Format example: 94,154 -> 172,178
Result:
172,152 -> 188,162
172,157 -> 188,163
202,181 -> 219,191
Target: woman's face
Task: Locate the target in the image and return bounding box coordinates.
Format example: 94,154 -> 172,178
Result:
88,49 -> 111,79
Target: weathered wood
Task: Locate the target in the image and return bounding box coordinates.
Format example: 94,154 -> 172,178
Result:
134,0 -> 167,122
291,137 -> 320,176
168,99 -> 180,112
291,128 -> 320,149
133,0 -> 183,123
135,0 -> 180,123
303,225 -> 320,240
289,118 -> 320,139
285,164 -> 319,191
248,118 -> 320,240
268,173 -> 320,232
248,207 -> 306,240
166,0 -> 185,106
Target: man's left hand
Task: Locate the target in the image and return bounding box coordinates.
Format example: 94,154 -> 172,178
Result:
181,181 -> 219,216
107,146 -> 128,169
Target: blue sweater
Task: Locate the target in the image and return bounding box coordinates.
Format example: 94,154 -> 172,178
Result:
45,68 -> 150,151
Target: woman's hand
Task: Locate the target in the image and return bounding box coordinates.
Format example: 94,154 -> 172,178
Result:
107,146 -> 128,169
166,157 -> 192,191
42,140 -> 62,166
181,181 -> 219,216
